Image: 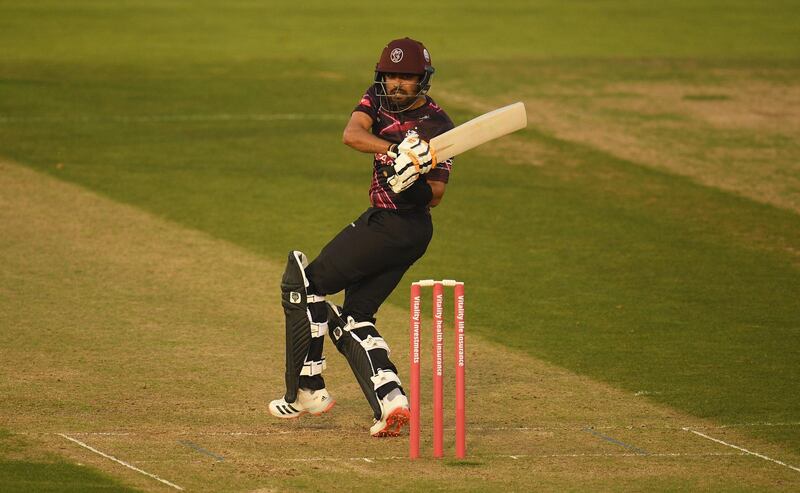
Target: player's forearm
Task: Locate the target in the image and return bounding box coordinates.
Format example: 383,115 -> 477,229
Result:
342,125 -> 392,154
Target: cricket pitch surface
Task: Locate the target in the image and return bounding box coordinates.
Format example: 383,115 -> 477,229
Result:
2,160 -> 799,491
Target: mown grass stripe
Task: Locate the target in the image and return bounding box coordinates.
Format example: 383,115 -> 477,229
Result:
0,113 -> 343,124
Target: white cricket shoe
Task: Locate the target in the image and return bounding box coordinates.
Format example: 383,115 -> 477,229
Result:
269,388 -> 335,419
370,391 -> 410,437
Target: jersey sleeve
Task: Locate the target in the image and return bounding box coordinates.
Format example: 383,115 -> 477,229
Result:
427,157 -> 453,183
353,86 -> 379,121
425,109 -> 455,183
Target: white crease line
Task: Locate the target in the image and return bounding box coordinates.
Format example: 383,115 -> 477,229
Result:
15,421 -> 799,438
473,422 -> 800,431
192,430 -> 295,436
15,422 -> 797,437
504,452 -> 745,460
57,433 -> 184,490
43,430 -> 295,437
716,422 -> 800,429
683,428 -> 800,473
285,451 -> 744,462
67,432 -> 133,436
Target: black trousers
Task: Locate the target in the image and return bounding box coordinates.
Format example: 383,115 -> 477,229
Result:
306,207 -> 433,323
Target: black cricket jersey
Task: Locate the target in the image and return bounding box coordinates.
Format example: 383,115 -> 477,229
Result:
353,86 -> 455,210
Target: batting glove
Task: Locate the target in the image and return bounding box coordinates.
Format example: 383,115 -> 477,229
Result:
387,152 -> 420,194
398,135 -> 436,173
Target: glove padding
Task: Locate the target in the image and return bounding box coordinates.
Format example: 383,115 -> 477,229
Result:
391,135 -> 436,173
386,152 -> 421,193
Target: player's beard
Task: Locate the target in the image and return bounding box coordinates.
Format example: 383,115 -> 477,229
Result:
384,85 -> 420,112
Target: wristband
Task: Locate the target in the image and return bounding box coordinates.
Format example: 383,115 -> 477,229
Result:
399,178 -> 433,207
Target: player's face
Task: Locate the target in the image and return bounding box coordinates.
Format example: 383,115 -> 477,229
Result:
384,73 -> 422,105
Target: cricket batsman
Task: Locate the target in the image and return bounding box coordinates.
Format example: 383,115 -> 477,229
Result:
269,37 -> 455,437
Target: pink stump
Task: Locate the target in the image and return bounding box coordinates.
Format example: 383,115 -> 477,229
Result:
409,283 -> 421,459
454,282 -> 466,458
433,282 -> 444,458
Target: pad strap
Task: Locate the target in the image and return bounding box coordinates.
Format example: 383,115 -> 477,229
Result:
300,358 -> 327,376
349,321 -> 390,356
307,294 -> 326,303
370,369 -> 401,390
310,320 -> 328,338
358,335 -> 390,356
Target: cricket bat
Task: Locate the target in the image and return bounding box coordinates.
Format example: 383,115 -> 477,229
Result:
381,102 -> 527,180
430,101 -> 527,162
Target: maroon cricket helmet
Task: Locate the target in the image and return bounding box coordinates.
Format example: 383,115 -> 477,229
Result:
375,37 -> 433,75
373,37 -> 436,113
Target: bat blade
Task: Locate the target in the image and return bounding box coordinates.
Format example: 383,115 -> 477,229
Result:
431,102 -> 527,162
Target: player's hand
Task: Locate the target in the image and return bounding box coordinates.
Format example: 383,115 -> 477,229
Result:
398,135 -> 436,173
387,152 -> 420,193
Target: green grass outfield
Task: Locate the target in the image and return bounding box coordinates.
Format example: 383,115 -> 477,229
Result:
2,0 -> 799,490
